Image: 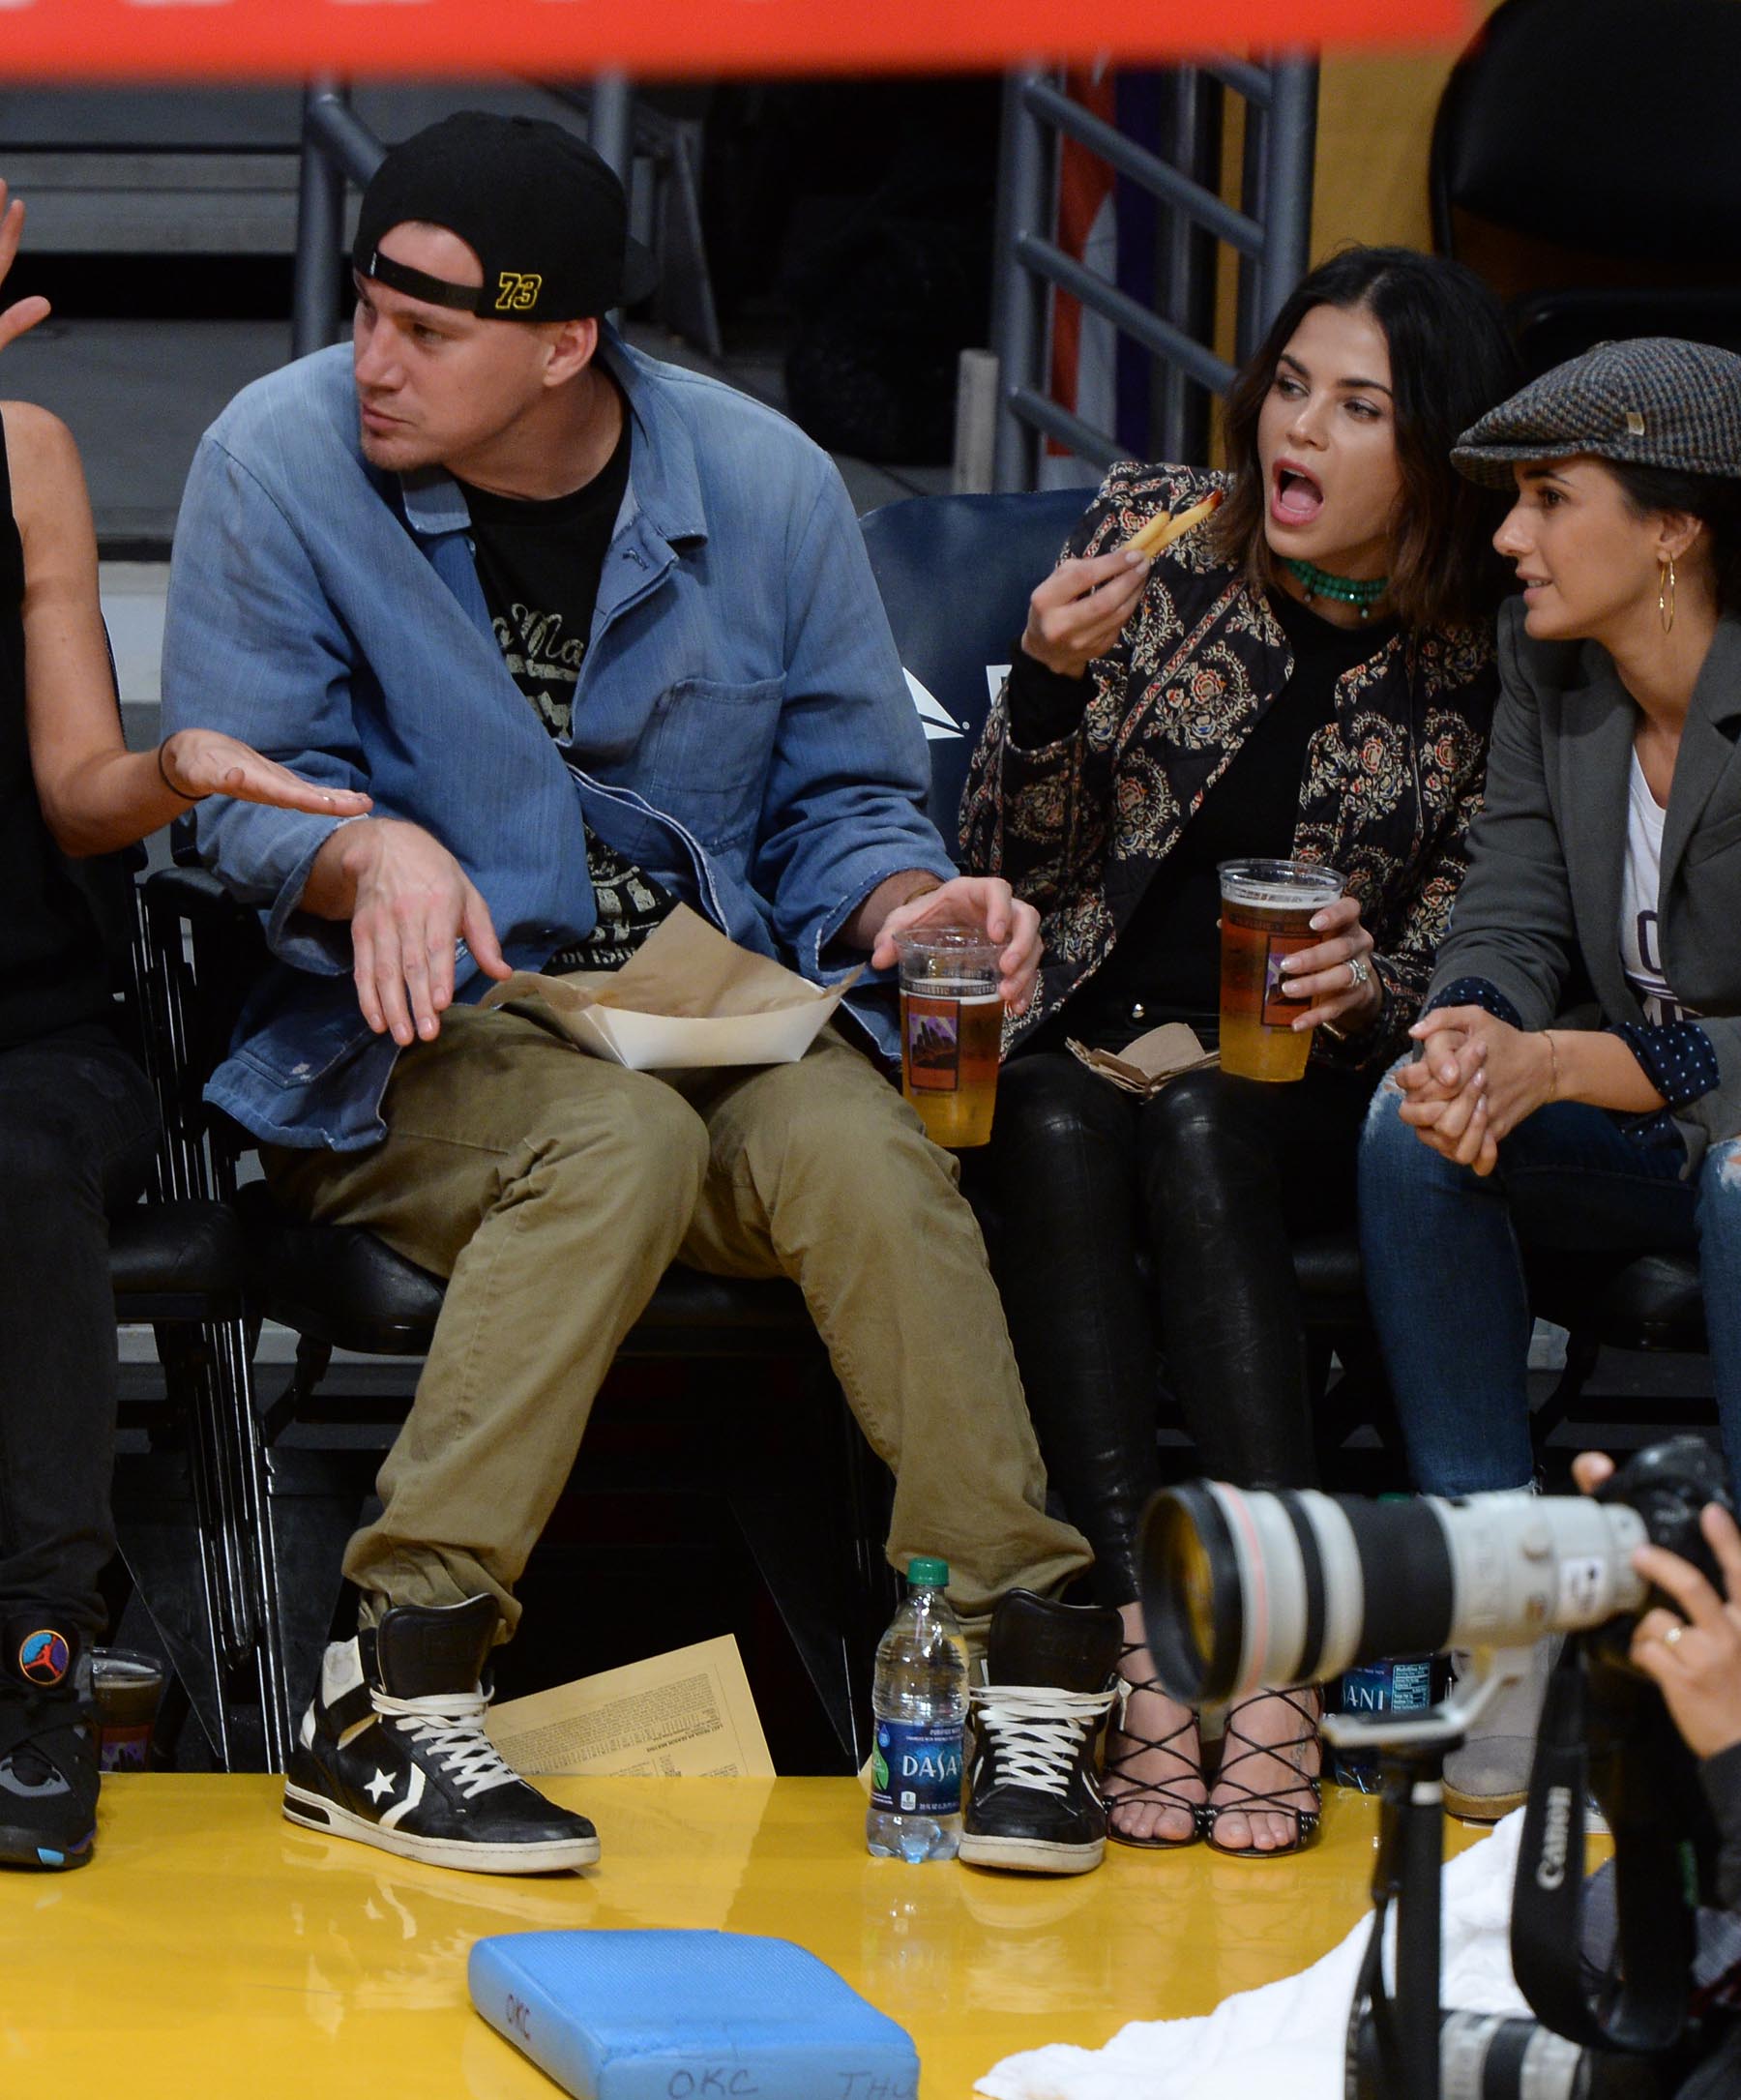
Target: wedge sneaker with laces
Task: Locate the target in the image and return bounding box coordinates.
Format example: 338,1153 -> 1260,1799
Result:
957,1590 -> 1122,1876
0,1613 -> 98,1872
282,1595 -> 599,1875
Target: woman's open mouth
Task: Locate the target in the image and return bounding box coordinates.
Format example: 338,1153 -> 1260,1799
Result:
1270,460 -> 1324,529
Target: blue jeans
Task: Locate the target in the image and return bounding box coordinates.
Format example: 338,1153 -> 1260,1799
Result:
1358,1067 -> 1741,1500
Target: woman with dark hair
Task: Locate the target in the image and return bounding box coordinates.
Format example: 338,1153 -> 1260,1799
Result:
0,188 -> 370,1873
960,246 -> 1520,1859
1360,338 -> 1741,1819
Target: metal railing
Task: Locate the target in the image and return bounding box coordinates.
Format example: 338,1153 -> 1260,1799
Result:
292,79 -> 384,361
988,59 -> 1319,490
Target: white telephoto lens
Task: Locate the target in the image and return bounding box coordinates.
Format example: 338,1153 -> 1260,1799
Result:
1434,1490 -> 1649,1651
1207,1486 -> 1368,1699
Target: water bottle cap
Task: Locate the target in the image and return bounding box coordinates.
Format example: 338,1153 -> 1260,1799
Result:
905,1556 -> 949,1588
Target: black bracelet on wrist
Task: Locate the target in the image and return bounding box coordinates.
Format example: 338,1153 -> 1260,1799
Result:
156,738 -> 202,803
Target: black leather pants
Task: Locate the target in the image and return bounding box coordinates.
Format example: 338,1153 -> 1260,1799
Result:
980,1052 -> 1372,1604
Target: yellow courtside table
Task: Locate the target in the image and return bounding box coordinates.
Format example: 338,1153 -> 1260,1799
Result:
2,1775 -> 1498,2099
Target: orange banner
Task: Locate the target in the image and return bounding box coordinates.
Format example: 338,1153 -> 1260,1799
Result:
0,1 -> 1472,80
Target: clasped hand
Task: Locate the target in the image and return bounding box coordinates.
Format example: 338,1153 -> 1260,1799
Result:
1396,1006 -> 1556,1176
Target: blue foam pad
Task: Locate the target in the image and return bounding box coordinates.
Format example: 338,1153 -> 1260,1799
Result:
468,1929 -> 920,2100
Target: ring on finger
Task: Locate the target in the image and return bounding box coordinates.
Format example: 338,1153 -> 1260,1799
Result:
1664,1622 -> 1686,1648
1345,955 -> 1372,992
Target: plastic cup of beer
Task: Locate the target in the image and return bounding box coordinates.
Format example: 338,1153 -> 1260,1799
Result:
90,1646 -> 164,1772
894,922 -> 1003,1147
1217,858 -> 1346,1082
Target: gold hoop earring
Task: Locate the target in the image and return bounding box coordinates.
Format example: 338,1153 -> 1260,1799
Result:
1660,554 -> 1677,635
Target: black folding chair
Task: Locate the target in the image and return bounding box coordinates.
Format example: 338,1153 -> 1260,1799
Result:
1431,0 -> 1741,378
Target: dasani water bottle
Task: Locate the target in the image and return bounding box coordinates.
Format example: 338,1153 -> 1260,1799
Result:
866,1556 -> 967,1863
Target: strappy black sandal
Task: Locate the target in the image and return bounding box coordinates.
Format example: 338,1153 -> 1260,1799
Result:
1104,1643 -> 1210,1850
1205,1685 -> 1322,1858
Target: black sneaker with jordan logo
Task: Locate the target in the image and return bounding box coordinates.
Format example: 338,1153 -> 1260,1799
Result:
282,1595 -> 600,1875
0,1612 -> 99,1872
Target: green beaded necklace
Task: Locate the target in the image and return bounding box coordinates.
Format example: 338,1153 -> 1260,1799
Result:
1284,558 -> 1389,619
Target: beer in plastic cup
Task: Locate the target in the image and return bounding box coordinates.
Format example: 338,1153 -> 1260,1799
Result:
91,1647 -> 164,1772
894,922 -> 1002,1147
1217,858 -> 1345,1082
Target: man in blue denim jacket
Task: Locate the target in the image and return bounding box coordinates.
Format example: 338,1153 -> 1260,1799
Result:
162,114 -> 1098,1877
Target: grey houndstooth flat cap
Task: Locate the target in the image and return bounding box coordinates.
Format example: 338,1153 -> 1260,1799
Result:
1452,336 -> 1741,488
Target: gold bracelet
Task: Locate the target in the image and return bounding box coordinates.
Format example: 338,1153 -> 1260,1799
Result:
1543,1029 -> 1560,1102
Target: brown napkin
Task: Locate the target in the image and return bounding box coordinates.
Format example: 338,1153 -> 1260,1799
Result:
480,903 -> 863,1069
1067,1021 -> 1218,1097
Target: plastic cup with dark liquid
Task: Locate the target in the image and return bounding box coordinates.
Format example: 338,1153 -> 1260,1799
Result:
91,1647 -> 164,1771
1217,858 -> 1346,1081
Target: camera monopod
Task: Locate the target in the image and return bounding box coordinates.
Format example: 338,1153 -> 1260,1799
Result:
1330,1649 -> 1601,2100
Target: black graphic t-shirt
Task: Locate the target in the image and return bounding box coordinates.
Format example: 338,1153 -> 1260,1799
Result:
459,412 -> 676,973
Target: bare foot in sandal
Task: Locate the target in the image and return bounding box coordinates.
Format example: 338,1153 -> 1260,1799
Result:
1207,1684 -> 1322,1856
1104,1603 -> 1208,1848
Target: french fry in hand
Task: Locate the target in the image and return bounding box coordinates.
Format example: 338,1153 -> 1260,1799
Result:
1122,488 -> 1223,558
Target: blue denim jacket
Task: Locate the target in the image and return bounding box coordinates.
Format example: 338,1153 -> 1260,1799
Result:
162,336 -> 953,1148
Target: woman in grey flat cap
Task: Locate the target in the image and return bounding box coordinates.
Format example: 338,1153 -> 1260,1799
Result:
1360,335 -> 1741,1816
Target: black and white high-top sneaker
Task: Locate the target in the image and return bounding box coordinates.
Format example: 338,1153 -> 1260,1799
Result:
0,1613 -> 99,1872
957,1590 -> 1122,1876
282,1595 -> 599,1875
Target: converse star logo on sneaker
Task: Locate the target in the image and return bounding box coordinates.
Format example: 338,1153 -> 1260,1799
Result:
280,1608 -> 600,1874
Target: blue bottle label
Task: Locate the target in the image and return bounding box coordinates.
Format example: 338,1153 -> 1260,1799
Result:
1340,1658 -> 1434,1716
870,1719 -> 962,1816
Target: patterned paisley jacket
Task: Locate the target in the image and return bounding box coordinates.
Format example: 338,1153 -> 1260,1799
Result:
959,460 -> 1500,1071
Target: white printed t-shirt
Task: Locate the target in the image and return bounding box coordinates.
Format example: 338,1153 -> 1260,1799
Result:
1620,751 -> 1701,1025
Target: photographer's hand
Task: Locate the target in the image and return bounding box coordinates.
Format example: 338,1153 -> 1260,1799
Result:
1575,1451 -> 1741,1760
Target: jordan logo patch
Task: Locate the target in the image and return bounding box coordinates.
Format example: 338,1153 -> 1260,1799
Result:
18,1630 -> 71,1685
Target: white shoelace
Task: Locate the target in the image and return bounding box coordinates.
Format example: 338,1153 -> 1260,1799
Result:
371,1689 -> 520,1797
969,1684 -> 1119,1798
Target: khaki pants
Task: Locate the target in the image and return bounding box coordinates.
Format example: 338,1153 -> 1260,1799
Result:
264,1008 -> 1091,1644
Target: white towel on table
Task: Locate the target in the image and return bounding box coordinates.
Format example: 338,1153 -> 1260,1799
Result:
977,1811 -> 1531,2100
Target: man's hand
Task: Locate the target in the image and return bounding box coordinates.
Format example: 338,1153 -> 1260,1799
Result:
870,874 -> 1042,1015
1574,1451 -> 1741,1761
160,729 -> 374,817
310,817 -> 511,1046
1019,547 -> 1151,680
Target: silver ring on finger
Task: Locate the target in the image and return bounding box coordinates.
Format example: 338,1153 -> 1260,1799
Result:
1345,955 -> 1372,991
1663,1622 -> 1685,1647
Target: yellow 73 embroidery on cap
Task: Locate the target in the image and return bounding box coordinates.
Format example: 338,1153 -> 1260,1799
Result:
495,272 -> 544,311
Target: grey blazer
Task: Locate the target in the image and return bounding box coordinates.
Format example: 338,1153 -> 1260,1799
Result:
1431,597 -> 1741,1169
